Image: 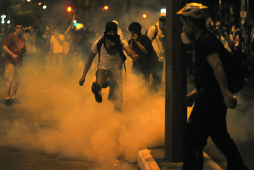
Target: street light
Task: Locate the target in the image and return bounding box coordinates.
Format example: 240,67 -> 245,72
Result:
103,6 -> 109,10
27,0 -> 31,2
43,5 -> 47,9
143,14 -> 147,19
38,2 -> 41,5
67,7 -> 72,12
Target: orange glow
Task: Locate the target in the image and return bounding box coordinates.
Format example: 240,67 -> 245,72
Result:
104,6 -> 109,10
143,14 -> 147,18
67,7 -> 72,12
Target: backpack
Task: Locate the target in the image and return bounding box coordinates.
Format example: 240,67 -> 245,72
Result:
208,32 -> 246,94
145,25 -> 158,42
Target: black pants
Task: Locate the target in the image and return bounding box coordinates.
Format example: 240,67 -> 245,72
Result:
182,93 -> 247,170
151,60 -> 164,91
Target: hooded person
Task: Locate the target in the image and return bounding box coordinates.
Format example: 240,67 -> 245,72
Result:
79,21 -> 138,113
146,12 -> 166,92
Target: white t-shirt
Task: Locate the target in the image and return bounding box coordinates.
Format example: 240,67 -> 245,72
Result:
91,38 -> 129,71
50,34 -> 64,53
147,21 -> 165,61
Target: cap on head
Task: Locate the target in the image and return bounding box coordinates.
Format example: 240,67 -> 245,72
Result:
105,21 -> 117,33
112,20 -> 118,25
159,12 -> 166,18
177,3 -> 208,19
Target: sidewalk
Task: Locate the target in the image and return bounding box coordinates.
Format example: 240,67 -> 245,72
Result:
138,148 -> 223,170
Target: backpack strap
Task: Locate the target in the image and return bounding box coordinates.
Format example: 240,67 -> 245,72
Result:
97,36 -> 104,65
151,24 -> 158,42
145,25 -> 158,42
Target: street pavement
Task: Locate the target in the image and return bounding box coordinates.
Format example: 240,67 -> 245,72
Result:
1,73 -> 254,170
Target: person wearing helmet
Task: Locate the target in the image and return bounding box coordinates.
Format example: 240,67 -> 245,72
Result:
146,12 -> 166,92
177,3 -> 248,170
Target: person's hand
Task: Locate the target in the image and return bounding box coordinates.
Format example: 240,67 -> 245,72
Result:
12,54 -> 18,61
223,91 -> 237,109
184,90 -> 198,107
130,53 -> 138,61
131,34 -> 138,42
79,76 -> 85,86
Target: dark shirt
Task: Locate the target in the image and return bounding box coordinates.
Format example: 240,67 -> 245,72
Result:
194,30 -> 223,100
128,34 -> 157,74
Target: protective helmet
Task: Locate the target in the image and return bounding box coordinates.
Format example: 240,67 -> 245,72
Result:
177,3 -> 208,19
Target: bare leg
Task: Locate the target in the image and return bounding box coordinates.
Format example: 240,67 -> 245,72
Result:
6,81 -> 12,99
11,82 -> 19,99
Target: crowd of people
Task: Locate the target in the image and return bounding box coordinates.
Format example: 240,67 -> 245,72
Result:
1,12 -> 167,108
1,2 -> 253,170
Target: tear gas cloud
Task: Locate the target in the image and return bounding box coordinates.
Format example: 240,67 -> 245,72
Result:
0,7 -> 165,170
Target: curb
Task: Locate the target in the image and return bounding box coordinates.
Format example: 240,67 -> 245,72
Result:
138,149 -> 223,170
138,149 -> 160,170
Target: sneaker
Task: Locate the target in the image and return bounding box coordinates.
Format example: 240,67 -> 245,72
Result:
5,99 -> 12,105
11,98 -> 21,104
91,81 -> 102,103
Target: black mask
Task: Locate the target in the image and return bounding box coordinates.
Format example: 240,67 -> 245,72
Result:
105,34 -> 118,42
159,17 -> 166,23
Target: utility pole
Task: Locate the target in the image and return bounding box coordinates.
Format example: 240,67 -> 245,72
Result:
247,0 -> 250,24
240,0 -> 246,24
165,0 -> 187,162
219,0 -> 222,23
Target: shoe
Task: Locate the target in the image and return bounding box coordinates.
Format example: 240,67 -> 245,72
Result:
5,99 -> 12,105
11,98 -> 21,104
91,81 -> 102,103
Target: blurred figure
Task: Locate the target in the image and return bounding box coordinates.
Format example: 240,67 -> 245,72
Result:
127,22 -> 157,85
146,12 -> 166,92
219,24 -> 234,52
79,21 -> 138,112
23,29 -> 37,64
3,23 -> 26,105
49,26 -> 64,70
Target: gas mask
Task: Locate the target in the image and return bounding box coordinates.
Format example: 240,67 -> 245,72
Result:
181,25 -> 195,44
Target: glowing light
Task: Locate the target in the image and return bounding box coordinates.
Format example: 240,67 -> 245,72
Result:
67,7 -> 72,12
103,6 -> 109,10
1,20 -> 4,24
161,8 -> 166,13
114,164 -> 117,166
27,0 -> 31,2
7,20 -> 10,24
74,20 -> 77,23
143,14 -> 147,18
43,5 -> 47,9
101,157 -> 104,160
38,2 -> 41,5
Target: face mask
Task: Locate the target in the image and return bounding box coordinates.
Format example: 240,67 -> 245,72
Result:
105,34 -> 118,42
181,32 -> 194,44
